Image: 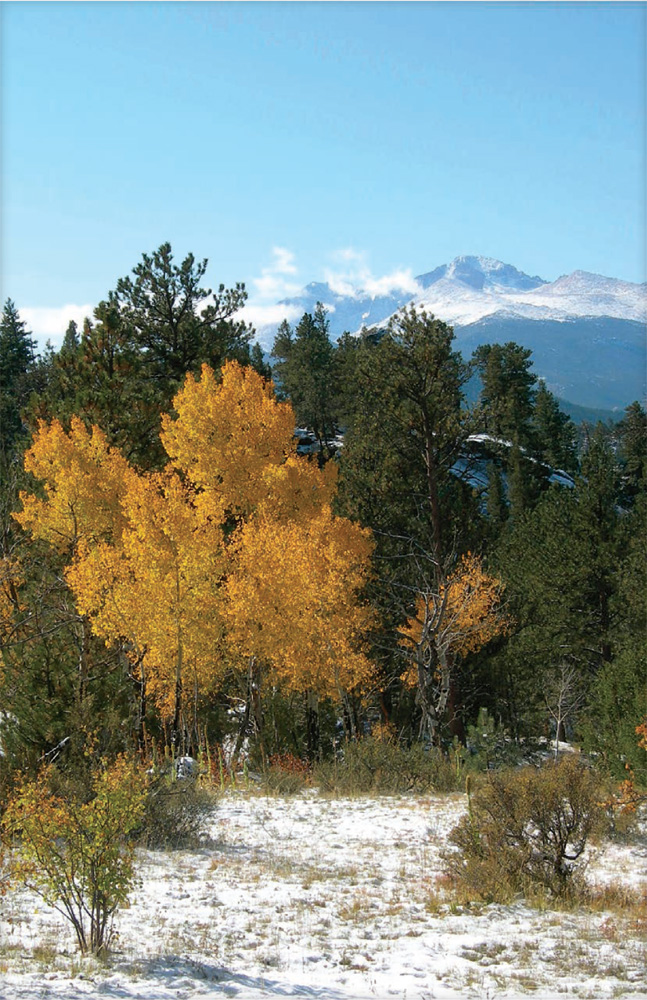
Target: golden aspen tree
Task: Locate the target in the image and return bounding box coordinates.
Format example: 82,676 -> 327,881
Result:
67,471 -> 226,736
224,506 -> 375,699
161,360 -> 336,522
12,419 -> 140,708
159,360 -> 371,753
15,423 -> 227,740
15,360 -> 376,750
399,553 -> 509,742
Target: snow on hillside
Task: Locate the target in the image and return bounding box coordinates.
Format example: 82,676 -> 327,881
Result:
411,258 -> 647,328
504,271 -> 647,325
1,791 -> 645,999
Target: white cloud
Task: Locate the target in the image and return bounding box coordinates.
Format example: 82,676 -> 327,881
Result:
270,246 -> 297,275
241,302 -> 303,330
21,304 -> 95,352
252,246 -> 302,301
364,268 -> 422,297
323,249 -> 422,299
239,247 -> 307,343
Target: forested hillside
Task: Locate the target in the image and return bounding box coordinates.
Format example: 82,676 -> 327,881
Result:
1,244 -> 645,795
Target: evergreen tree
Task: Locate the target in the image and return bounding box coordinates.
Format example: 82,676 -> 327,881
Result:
0,299 -> 37,464
34,245 -> 255,469
270,304 -> 337,455
270,319 -> 295,400
485,460 -> 508,532
250,342 -> 272,381
0,301 -> 40,572
62,319 -> 80,354
473,342 -> 536,446
533,381 -> 578,473
576,425 -> 626,663
473,344 -> 575,521
34,298 -> 161,467
579,489 -> 646,782
336,307 -> 482,739
115,242 -> 252,397
614,401 -> 647,503
490,429 -> 626,738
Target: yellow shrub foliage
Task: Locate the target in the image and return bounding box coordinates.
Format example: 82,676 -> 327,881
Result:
3,755 -> 146,954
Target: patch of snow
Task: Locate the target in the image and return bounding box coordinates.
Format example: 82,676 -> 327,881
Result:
1,792 -> 645,999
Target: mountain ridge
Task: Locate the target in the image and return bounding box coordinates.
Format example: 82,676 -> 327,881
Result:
257,255 -> 645,411
271,254 -> 646,331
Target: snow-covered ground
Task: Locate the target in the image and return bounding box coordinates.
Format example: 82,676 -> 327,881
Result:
1,791 -> 645,999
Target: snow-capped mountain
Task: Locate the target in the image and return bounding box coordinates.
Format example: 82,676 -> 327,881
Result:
408,256 -> 645,327
271,255 -> 646,334
256,255 -> 646,411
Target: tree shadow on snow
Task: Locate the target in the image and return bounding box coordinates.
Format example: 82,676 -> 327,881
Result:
105,954 -> 352,998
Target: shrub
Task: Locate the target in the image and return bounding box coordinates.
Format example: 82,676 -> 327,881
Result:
312,735 -> 460,796
263,752 -> 311,795
443,756 -> 607,903
3,755 -> 146,955
136,767 -> 218,849
461,707 -> 530,772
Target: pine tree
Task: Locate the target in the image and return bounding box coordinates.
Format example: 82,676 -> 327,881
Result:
62,320 -> 80,355
485,460 -> 508,532
35,245 -> 256,470
533,381 -> 577,473
0,299 -> 37,464
473,342 -> 536,446
336,307 -> 482,739
490,428 -> 626,739
473,345 -> 571,520
115,242 -> 252,397
270,304 -> 337,456
270,319 -> 294,400
615,401 -> 647,503
579,488 -> 647,782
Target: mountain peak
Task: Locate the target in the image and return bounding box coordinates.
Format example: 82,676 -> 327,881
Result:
416,255 -> 546,293
447,255 -> 547,291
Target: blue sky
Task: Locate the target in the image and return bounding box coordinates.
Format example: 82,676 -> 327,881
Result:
2,1 -> 645,347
